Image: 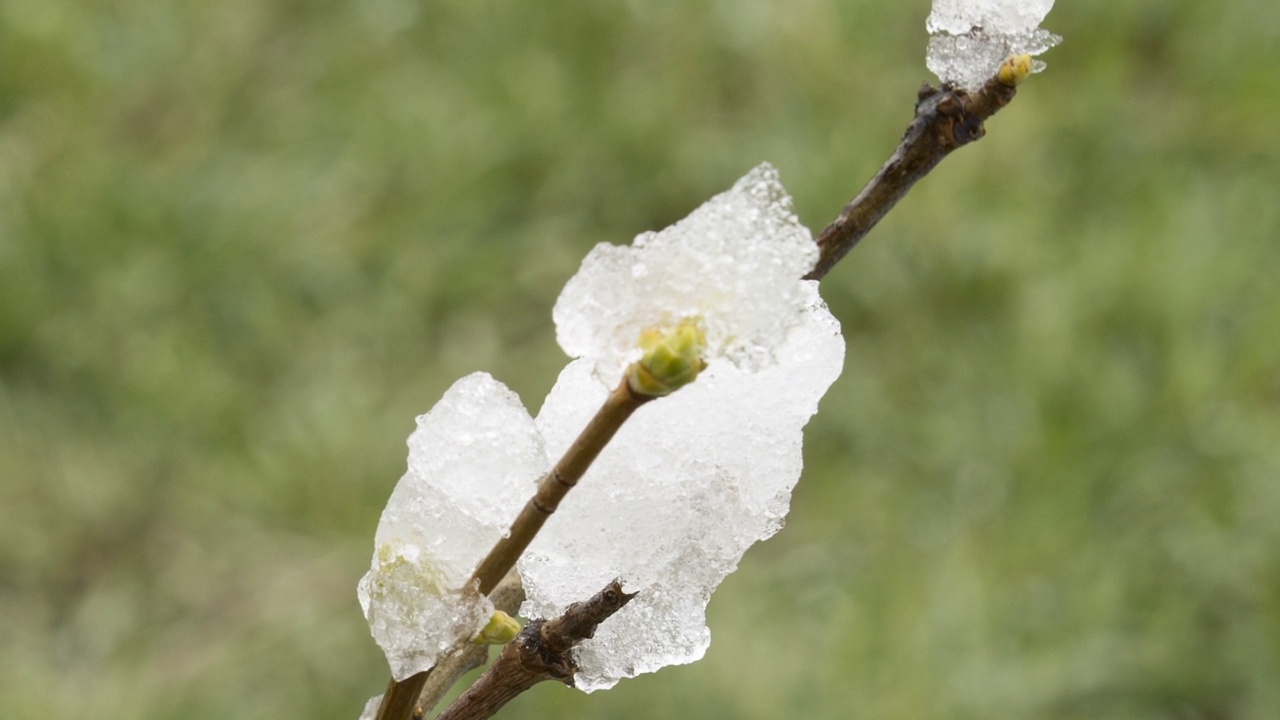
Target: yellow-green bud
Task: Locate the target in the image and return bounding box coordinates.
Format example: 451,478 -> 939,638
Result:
997,54 -> 1034,86
628,318 -> 707,397
472,610 -> 521,645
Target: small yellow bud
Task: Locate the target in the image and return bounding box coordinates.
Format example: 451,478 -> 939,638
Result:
997,54 -> 1034,86
472,610 -> 521,645
628,318 -> 707,397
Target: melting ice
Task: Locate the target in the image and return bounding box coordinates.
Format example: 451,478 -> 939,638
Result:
926,0 -> 1060,91
360,164 -> 846,694
522,164 -> 845,690
553,163 -> 820,382
357,373 -> 547,680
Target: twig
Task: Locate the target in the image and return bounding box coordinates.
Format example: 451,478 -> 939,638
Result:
806,71 -> 1021,281
469,377 -> 650,595
435,581 -> 637,720
372,572 -> 526,720
375,378 -> 650,720
373,60 -> 1032,720
416,574 -> 527,717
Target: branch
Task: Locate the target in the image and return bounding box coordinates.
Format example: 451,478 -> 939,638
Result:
435,581 -> 637,720
806,64 -> 1024,281
371,57 -> 1036,720
372,572 -> 526,720
469,378 -> 650,595
375,378 -> 650,720
417,574 -> 527,717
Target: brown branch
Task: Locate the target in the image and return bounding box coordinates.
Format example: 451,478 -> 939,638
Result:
435,581 -> 637,720
469,378 -> 650,596
372,59 -> 1035,720
805,71 -> 1021,282
372,572 -> 526,720
375,378 -> 650,720
415,574 -> 527,718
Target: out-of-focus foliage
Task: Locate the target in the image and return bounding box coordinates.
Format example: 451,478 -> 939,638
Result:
1,0 -> 1276,718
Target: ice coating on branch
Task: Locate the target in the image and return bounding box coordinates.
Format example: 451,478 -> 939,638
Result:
926,0 -> 1054,34
357,695 -> 381,720
520,282 -> 845,691
926,0 -> 1060,92
360,163 -> 842,692
357,373 -> 548,680
553,163 -> 819,382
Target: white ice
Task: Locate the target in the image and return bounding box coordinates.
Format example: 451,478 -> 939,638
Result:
926,0 -> 1060,92
553,162 -> 819,383
520,282 -> 845,691
360,164 -> 845,692
927,0 -> 1054,35
357,372 -> 548,680
357,695 -> 381,720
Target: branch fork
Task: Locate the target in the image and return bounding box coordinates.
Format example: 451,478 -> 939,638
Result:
372,56 -> 1035,720
436,580 -> 638,720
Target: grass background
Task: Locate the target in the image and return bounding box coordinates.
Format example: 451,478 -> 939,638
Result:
2,0 -> 1278,718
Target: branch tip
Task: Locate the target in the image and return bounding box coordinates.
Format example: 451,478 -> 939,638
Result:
805,64 -> 1023,281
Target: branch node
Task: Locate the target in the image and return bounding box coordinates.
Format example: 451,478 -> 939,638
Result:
805,66 -> 1024,281
435,581 -> 637,720
551,468 -> 575,489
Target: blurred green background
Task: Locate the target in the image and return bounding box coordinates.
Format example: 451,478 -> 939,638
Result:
2,0 -> 1277,718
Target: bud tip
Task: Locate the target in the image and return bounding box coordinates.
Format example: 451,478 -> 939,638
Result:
997,54 -> 1034,86
627,318 -> 707,398
472,610 -> 521,645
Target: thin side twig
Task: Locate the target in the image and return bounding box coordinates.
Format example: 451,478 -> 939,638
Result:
370,572 -> 526,720
436,581 -> 637,720
376,378 -> 650,720
806,72 -> 1020,281
373,62 -> 1032,720
414,573 -> 527,718
469,378 -> 650,596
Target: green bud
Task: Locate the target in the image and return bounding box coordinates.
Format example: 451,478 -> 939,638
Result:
472,610 -> 521,645
997,54 -> 1034,86
628,318 -> 707,397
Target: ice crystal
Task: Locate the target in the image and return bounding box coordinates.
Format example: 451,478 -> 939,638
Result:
521,282 -> 845,691
553,162 -> 819,382
926,0 -> 1061,91
357,373 -> 548,680
360,164 -> 846,694
357,695 -> 381,720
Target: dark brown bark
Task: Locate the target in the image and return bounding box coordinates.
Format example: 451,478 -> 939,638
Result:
375,64 -> 1029,720
806,74 -> 1019,281
435,581 -> 637,720
376,381 -> 648,720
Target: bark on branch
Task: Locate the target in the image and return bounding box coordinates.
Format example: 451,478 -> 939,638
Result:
375,380 -> 649,720
436,581 -> 637,720
469,379 -> 650,597
372,572 -> 526,720
806,73 -> 1020,281
372,63 -> 1029,720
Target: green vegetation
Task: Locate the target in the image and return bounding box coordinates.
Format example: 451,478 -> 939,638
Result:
2,0 -> 1277,718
